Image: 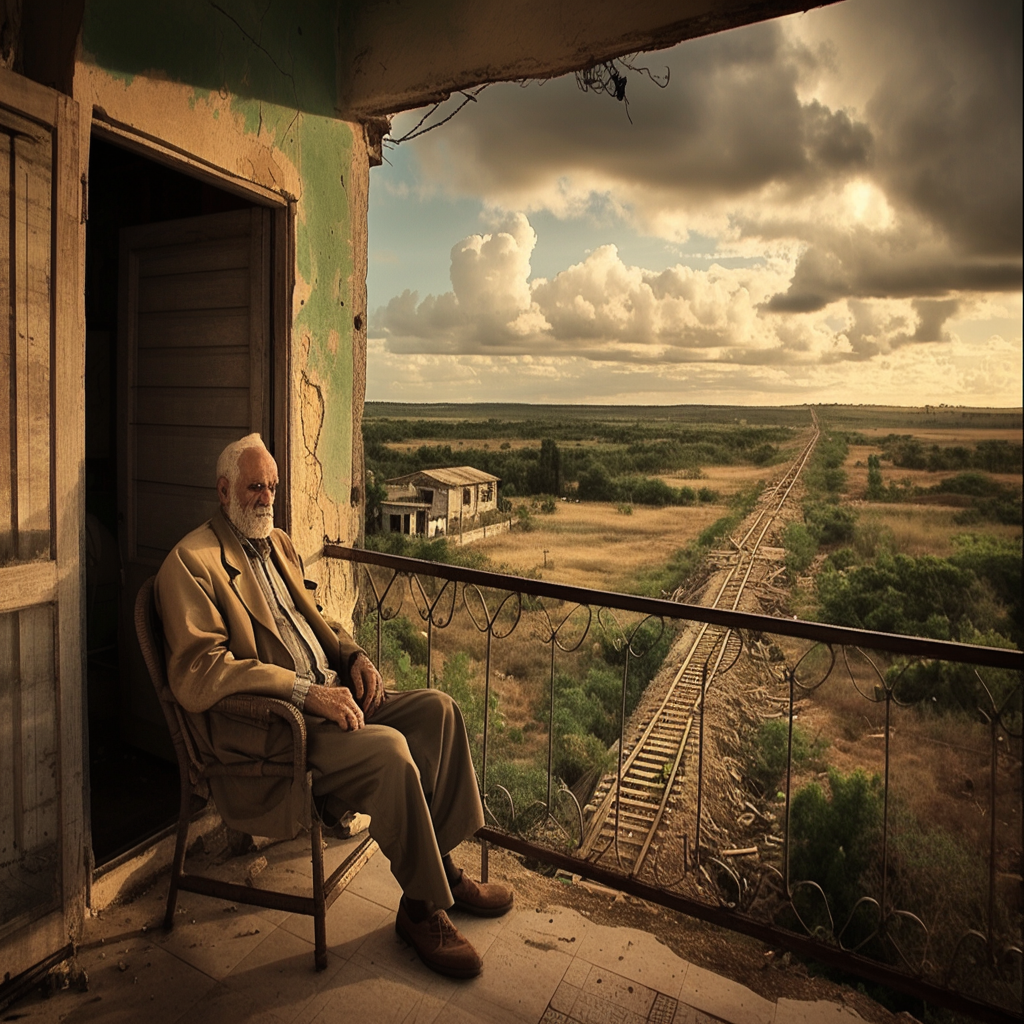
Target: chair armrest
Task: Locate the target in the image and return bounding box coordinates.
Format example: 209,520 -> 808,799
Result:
209,695 -> 308,786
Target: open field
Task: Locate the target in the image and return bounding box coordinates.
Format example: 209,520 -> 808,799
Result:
851,426 -> 1023,444
660,463 -> 773,497
844,505 -> 1022,557
470,500 -> 724,592
814,405 -> 1022,430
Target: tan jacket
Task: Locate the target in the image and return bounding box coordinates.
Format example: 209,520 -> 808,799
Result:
154,509 -> 364,837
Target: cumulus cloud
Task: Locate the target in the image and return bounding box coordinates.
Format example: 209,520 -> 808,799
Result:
373,212 -> 994,372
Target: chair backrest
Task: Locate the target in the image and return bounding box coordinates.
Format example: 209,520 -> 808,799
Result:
134,576 -> 206,787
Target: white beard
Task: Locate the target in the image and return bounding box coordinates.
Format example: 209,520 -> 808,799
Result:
227,494 -> 275,539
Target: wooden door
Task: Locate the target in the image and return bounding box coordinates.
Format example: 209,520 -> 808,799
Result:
0,70 -> 84,982
117,208 -> 271,757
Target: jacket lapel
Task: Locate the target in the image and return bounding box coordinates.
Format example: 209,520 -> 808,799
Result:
210,509 -> 281,639
269,541 -> 343,667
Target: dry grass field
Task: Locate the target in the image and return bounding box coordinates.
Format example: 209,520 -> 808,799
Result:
846,505 -> 1021,557
851,426 -> 1022,443
660,463 -> 771,497
841,434 -> 1022,557
470,500 -> 724,593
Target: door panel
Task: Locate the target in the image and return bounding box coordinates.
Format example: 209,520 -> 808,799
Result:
118,208 -> 271,758
0,68 -> 83,983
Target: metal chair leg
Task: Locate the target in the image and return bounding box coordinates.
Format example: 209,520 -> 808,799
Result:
311,818 -> 327,971
164,784 -> 192,931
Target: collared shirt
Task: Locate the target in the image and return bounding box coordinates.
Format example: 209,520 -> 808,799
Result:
228,520 -> 337,710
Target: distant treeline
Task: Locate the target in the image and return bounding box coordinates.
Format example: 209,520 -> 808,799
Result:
365,417 -> 795,448
364,422 -> 793,507
365,403 -> 814,426
366,402 -> 1022,431
876,436 -> 1022,474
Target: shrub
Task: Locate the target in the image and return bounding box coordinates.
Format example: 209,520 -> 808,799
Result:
578,463 -> 616,501
515,505 -> 535,531
598,618 -> 673,718
889,625 -> 1020,715
483,760 -> 549,831
816,552 -> 980,640
355,612 -> 428,681
825,547 -> 857,572
783,523 -> 818,577
554,731 -> 613,787
789,768 -> 883,936
744,719 -> 829,799
805,503 -> 856,546
950,533 -> 1022,643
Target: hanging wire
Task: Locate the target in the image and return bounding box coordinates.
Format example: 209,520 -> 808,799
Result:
575,53 -> 670,123
385,85 -> 490,147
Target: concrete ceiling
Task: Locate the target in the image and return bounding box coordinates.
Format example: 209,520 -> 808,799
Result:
337,0 -> 839,118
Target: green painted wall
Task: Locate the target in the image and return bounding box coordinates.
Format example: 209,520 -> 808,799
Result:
82,0 -> 359,506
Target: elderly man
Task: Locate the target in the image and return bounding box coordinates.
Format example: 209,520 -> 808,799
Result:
155,433 -> 511,978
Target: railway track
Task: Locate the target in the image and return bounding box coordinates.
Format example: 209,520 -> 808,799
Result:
578,416 -> 820,875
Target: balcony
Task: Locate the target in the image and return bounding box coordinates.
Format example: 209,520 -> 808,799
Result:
324,543 -> 1022,1024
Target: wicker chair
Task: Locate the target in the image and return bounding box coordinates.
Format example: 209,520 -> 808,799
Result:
134,576 -> 374,970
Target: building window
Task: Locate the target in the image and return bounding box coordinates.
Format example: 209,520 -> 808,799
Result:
463,487 -> 472,504
389,514 -> 401,532
481,484 -> 493,502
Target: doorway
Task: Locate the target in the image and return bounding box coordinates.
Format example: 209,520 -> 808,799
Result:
84,136 -> 283,865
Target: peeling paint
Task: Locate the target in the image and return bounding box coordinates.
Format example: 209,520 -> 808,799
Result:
77,0 -> 369,618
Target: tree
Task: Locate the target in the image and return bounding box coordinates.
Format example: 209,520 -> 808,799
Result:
866,454 -> 884,500
531,438 -> 562,495
364,471 -> 389,534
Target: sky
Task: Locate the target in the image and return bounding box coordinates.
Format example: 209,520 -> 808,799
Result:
366,0 -> 1022,407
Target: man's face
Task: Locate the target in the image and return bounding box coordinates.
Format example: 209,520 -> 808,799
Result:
219,447 -> 278,539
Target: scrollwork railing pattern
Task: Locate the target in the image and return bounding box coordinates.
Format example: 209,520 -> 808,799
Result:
326,544 -> 1022,1024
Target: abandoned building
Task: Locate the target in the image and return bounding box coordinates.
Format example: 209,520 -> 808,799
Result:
13,0 -> 992,1010
381,466 -> 499,537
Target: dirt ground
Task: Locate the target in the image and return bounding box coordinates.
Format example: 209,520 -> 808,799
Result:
470,500 -> 724,593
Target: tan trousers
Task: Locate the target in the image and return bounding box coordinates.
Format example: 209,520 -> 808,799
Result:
306,688 -> 484,909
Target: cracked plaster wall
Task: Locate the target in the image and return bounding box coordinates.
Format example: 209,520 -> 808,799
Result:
76,0 -> 368,626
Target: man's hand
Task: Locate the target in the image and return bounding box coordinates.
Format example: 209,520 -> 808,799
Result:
350,653 -> 386,718
303,684 -> 365,731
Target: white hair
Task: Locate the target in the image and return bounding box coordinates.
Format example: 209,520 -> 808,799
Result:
216,433 -> 271,487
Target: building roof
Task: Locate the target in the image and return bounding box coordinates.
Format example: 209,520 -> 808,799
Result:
387,466 -> 500,488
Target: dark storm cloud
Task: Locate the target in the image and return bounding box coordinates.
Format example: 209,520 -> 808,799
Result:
414,18 -> 872,203
764,230 -> 1022,313
762,0 -> 1022,310
862,0 -> 1022,257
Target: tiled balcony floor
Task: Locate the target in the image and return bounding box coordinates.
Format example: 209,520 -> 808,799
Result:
9,832 -> 878,1024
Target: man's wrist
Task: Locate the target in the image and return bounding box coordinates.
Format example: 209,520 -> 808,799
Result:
290,675 -> 313,709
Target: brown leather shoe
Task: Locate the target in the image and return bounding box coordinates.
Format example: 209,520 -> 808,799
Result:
395,902 -> 483,978
450,870 -> 514,918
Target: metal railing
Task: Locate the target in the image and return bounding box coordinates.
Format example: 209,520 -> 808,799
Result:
325,543 -> 1022,1024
